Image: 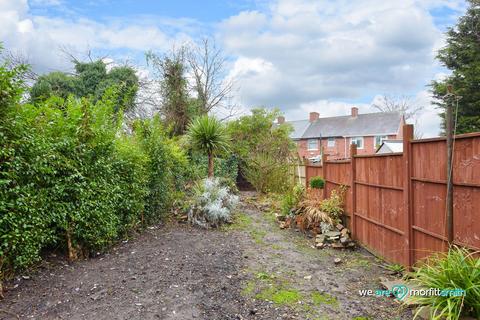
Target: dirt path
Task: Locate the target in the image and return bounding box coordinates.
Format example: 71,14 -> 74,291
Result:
0,192 -> 411,320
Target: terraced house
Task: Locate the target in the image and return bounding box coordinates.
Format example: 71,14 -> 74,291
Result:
278,108 -> 405,160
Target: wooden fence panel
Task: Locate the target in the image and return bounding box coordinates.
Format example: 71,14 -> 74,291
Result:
299,129 -> 480,267
354,154 -> 408,266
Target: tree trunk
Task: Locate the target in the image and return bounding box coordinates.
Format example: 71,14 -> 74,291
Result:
208,152 -> 214,177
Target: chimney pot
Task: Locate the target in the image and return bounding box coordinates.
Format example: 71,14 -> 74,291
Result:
277,116 -> 285,124
351,107 -> 359,117
309,112 -> 319,122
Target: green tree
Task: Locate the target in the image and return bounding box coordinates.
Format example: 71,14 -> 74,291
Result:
187,115 -> 230,177
431,0 -> 480,134
30,60 -> 138,112
227,108 -> 294,193
29,72 -> 75,103
146,49 -> 200,136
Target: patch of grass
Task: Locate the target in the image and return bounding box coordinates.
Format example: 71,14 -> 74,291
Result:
352,317 -> 370,320
271,243 -> 283,250
224,212 -> 253,231
250,229 -> 267,244
345,257 -> 371,269
242,280 -> 256,295
256,272 -> 275,281
256,286 -> 303,305
310,291 -> 338,306
385,263 -> 405,275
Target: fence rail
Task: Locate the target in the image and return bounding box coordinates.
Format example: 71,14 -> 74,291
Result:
300,125 -> 480,267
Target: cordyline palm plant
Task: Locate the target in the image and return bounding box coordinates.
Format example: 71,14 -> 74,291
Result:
408,246 -> 480,320
187,115 -> 230,177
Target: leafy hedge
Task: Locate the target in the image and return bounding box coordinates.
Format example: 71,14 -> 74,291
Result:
0,60 -> 188,274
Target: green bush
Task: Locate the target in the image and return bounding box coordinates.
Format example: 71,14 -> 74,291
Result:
189,153 -> 238,182
281,184 -> 305,216
227,108 -> 295,194
408,246 -> 480,320
309,176 -> 325,189
0,59 -> 189,275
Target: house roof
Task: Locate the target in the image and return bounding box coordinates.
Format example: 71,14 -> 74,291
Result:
376,140 -> 403,154
286,119 -> 310,139
284,111 -> 402,139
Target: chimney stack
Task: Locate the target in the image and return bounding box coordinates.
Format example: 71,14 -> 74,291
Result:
277,116 -> 285,124
351,107 -> 359,117
309,112 -> 319,122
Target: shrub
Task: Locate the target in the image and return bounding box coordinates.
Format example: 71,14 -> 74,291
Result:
189,153 -> 239,182
318,186 -> 347,221
408,246 -> 480,320
0,77 -> 189,277
296,186 -> 347,230
281,184 -> 305,216
227,108 -> 295,194
188,178 -> 239,228
309,176 -> 325,189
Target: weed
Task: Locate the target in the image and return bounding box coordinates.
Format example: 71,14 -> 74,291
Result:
250,229 -> 267,245
256,287 -> 303,305
310,291 -> 338,306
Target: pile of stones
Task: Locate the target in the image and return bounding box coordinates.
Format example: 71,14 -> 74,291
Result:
314,223 -> 355,249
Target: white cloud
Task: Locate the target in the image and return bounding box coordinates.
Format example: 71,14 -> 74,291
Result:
221,0 -> 465,137
0,0 -> 194,73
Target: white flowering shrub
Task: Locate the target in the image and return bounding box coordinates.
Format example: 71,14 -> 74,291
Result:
188,178 -> 239,228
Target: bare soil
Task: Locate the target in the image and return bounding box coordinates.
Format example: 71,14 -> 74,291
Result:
0,192 -> 412,320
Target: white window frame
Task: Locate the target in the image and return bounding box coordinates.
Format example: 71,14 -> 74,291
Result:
375,135 -> 387,146
327,137 -> 335,147
307,139 -> 318,150
351,136 -> 364,149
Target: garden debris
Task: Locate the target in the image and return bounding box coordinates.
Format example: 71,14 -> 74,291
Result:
315,234 -> 325,244
334,258 -> 342,265
325,231 -> 341,240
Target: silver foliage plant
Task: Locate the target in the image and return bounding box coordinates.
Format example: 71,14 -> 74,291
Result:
188,178 -> 239,228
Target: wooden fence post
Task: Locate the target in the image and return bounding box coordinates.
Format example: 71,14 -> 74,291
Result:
350,143 -> 357,239
321,152 -> 327,199
403,124 -> 414,267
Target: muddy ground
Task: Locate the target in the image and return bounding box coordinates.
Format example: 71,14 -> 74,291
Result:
0,192 -> 412,320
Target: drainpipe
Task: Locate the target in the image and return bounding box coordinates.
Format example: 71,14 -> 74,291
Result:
344,137 -> 347,158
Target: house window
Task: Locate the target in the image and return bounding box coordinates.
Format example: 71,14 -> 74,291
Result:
327,137 -> 335,147
375,135 -> 387,147
307,139 -> 318,150
351,137 -> 364,149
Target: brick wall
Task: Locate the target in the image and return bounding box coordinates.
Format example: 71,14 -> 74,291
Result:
296,134 -> 398,160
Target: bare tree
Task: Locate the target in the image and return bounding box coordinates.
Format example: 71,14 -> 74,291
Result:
372,94 -> 424,138
187,38 -> 237,118
372,94 -> 422,120
3,50 -> 38,82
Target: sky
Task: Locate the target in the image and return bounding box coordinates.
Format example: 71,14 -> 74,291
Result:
0,0 -> 468,137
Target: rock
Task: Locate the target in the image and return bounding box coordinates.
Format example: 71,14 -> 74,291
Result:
336,223 -> 344,231
334,258 -> 342,265
340,228 -> 350,237
315,234 -> 326,243
315,242 -> 325,249
324,231 -> 341,238
331,243 -> 345,249
90,289 -> 107,301
304,275 -> 312,280
340,237 -> 349,244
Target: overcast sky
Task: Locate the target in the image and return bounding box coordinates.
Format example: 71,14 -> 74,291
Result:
0,0 -> 468,137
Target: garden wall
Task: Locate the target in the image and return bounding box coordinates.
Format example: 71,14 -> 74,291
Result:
304,125 -> 480,267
